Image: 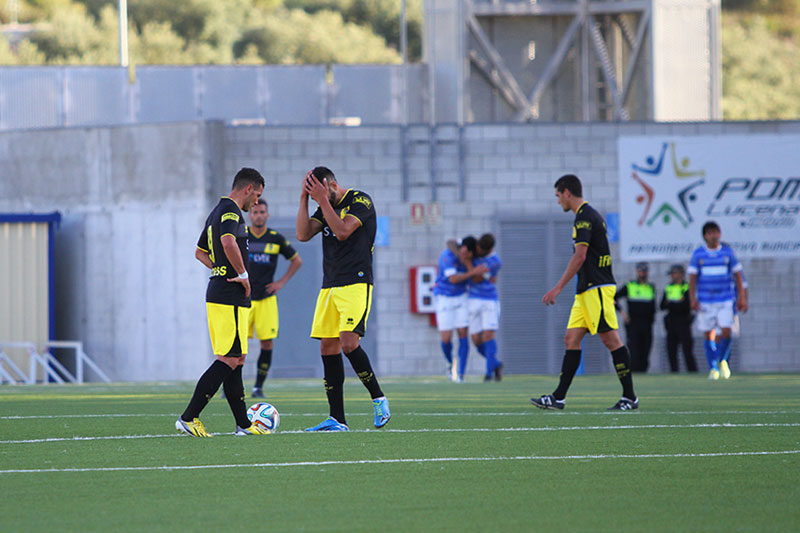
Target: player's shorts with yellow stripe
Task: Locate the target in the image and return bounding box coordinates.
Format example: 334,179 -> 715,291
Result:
248,295 -> 279,340
567,285 -> 618,335
206,302 -> 250,356
310,283 -> 372,339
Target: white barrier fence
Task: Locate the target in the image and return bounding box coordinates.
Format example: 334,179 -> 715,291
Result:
0,340 -> 111,384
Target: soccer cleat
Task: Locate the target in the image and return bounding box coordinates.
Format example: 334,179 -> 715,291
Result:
708,368 -> 720,380
175,417 -> 212,437
608,397 -> 639,411
235,424 -> 271,436
252,387 -> 266,399
305,416 -> 350,432
494,362 -> 503,382
719,360 -> 731,379
530,394 -> 565,410
373,397 -> 391,428
483,373 -> 493,382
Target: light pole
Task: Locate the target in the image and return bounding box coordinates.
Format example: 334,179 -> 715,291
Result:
118,0 -> 129,66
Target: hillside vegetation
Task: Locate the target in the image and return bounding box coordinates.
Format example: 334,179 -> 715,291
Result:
0,0 -> 797,120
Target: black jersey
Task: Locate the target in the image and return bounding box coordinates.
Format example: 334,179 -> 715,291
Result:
572,202 -> 616,294
196,197 -> 250,307
311,189 -> 376,288
247,227 -> 298,301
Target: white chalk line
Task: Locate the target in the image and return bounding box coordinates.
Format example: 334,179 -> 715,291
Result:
2,450 -> 798,475
2,422 -> 798,445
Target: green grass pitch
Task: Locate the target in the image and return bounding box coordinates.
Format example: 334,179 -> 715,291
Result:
1,374 -> 799,531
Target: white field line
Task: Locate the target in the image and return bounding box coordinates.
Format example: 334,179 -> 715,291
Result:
2,410 -> 798,420
1,450 -> 798,475
2,422 -> 799,445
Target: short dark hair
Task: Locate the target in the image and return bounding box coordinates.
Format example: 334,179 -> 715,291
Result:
554,174 -> 582,197
460,235 -> 477,255
232,167 -> 265,191
702,221 -> 720,236
255,198 -> 267,208
311,166 -> 336,184
478,233 -> 495,253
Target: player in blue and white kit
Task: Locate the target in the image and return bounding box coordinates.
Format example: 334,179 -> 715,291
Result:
468,233 -> 503,381
687,221 -> 748,380
433,236 -> 488,381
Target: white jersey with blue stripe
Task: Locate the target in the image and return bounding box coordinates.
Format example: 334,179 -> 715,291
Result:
687,243 -> 742,304
433,249 -> 468,297
468,253 -> 501,300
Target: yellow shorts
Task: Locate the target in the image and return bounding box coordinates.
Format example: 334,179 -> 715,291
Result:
310,283 -> 372,339
206,302 -> 250,356
248,296 -> 278,340
566,285 -> 618,335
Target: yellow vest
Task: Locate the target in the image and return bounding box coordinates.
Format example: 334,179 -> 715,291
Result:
626,281 -> 655,302
665,282 -> 688,302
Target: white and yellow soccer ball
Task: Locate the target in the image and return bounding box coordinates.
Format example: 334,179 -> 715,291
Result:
247,402 -> 280,432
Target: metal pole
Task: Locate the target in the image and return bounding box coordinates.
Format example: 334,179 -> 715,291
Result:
401,0 -> 408,125
118,0 -> 129,67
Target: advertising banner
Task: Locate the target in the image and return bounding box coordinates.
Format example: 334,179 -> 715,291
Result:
618,135 -> 800,260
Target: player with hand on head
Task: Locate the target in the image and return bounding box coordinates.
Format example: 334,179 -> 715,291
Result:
246,198 -> 302,398
176,167 -> 270,437
296,166 -> 390,431
531,174 -> 638,411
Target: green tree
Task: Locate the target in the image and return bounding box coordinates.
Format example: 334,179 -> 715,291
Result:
722,14 -> 800,119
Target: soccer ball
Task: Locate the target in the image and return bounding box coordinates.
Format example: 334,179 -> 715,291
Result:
247,402 -> 280,432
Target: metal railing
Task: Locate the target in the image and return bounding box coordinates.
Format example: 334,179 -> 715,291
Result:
0,340 -> 111,384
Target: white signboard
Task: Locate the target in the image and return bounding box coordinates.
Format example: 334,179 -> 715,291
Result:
618,135 -> 800,260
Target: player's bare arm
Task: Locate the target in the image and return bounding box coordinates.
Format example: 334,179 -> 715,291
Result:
734,270 -> 748,312
688,273 -> 700,311
221,233 -> 251,298
543,244 -> 587,306
296,171 -> 323,242
266,254 -> 303,295
195,247 -> 213,269
306,175 -> 360,241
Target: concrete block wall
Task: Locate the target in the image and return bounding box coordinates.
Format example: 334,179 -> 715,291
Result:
223,120 -> 800,375
3,119 -> 799,381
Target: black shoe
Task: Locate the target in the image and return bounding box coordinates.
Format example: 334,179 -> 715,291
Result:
252,388 -> 265,399
484,373 -> 493,382
494,362 -> 503,382
530,394 -> 565,410
608,397 -> 639,411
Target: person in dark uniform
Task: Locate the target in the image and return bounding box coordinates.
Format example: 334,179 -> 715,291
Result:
296,166 -> 390,431
531,174 -> 638,411
660,264 -> 697,373
615,262 -> 656,372
247,198 -> 303,398
176,167 -> 269,437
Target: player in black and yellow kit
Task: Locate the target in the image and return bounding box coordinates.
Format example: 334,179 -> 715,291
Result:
176,167 -> 270,437
296,166 -> 390,431
531,174 -> 638,411
247,198 -> 302,398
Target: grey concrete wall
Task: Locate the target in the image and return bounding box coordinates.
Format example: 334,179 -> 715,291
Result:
2,119 -> 799,381
0,122 -> 219,381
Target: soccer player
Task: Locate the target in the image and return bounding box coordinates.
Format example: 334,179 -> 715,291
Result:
247,198 -> 303,398
531,174 -> 638,411
296,166 -> 390,431
433,236 -> 488,382
176,167 -> 270,437
688,221 -> 747,380
468,233 -> 503,381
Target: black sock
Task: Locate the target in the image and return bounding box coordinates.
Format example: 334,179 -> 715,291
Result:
254,349 -> 272,389
223,365 -> 252,428
344,345 -> 384,399
182,360 -> 232,421
553,349 -> 582,401
611,346 -> 636,400
322,354 -> 346,425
